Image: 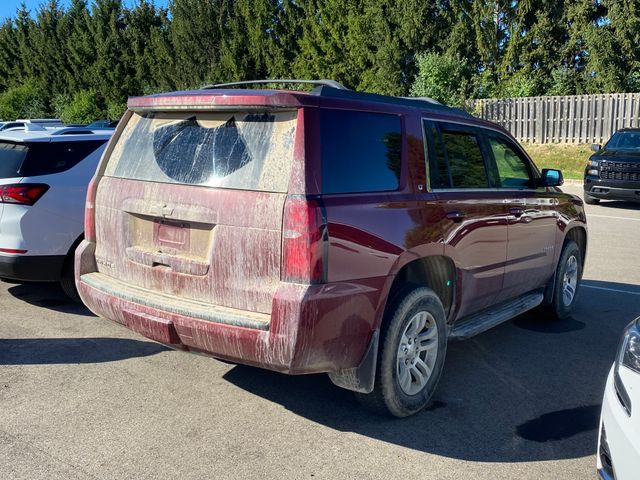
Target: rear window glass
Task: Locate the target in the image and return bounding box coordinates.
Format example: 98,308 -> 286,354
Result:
0,140 -> 105,179
104,111 -> 298,193
320,109 -> 402,194
439,128 -> 489,189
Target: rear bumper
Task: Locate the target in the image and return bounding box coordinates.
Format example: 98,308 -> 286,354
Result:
584,177 -> 640,201
75,240 -> 385,375
0,254 -> 64,282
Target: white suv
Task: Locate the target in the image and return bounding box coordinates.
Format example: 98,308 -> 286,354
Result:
598,317 -> 640,480
0,126 -> 112,300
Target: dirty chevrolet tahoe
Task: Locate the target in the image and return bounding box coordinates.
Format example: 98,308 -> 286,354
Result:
75,80 -> 588,417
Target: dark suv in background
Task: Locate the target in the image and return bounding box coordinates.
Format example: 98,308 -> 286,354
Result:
76,79 -> 588,417
584,128 -> 640,204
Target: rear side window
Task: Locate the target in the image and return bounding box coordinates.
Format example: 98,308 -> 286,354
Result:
320,109 -> 402,194
0,143 -> 28,178
438,126 -> 489,189
0,140 -> 105,178
424,120 -> 449,189
104,111 -> 298,193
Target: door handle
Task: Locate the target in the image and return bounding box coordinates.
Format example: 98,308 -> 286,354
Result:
446,211 -> 465,222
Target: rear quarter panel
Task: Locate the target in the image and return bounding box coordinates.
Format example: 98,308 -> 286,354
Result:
318,110 -> 444,331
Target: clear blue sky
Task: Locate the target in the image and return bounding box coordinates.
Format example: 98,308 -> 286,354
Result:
0,1 -> 170,22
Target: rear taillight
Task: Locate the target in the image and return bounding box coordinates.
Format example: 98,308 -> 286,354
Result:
0,184 -> 49,205
0,248 -> 27,254
282,196 -> 326,284
84,176 -> 99,242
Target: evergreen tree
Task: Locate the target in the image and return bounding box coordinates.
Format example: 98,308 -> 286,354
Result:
14,4 -> 37,85
602,0 -> 640,91
0,0 -> 635,117
169,0 -> 225,88
0,20 -> 21,91
61,0 -> 96,93
124,0 -> 169,94
29,0 -> 67,97
88,0 -> 129,109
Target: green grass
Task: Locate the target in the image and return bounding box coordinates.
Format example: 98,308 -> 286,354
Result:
521,143 -> 592,180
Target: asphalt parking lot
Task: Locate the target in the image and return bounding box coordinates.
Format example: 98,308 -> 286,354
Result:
1,184 -> 639,480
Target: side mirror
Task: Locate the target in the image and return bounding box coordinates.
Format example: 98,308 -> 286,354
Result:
539,168 -> 564,187
591,144 -> 601,152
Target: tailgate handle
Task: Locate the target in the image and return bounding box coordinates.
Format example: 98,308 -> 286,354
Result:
150,204 -> 175,217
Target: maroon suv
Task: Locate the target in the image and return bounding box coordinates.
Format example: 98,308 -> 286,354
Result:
75,80 -> 587,417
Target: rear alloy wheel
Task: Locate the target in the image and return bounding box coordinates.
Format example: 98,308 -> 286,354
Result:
356,286 -> 447,417
396,311 -> 439,396
546,240 -> 582,320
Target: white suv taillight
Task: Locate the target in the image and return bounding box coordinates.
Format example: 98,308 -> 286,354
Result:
0,183 -> 49,205
282,196 -> 326,284
84,176 -> 99,242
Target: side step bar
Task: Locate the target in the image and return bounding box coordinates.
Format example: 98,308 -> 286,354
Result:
450,291 -> 544,341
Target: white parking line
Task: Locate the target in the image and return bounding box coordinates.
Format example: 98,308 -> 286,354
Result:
588,214 -> 640,222
582,285 -> 640,296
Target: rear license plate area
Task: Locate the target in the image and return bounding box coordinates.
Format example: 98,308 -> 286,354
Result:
154,220 -> 190,252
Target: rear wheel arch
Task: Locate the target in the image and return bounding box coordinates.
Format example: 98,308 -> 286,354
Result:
384,256 -> 456,323
563,226 -> 587,269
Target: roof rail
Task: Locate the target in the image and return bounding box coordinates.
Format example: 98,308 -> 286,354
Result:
202,79 -> 349,91
16,118 -> 63,124
400,96 -> 443,105
51,127 -> 96,136
23,123 -> 48,132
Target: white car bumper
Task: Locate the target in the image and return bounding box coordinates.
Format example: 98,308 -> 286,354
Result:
598,365 -> 640,479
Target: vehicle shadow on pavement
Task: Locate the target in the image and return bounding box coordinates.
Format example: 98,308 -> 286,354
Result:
223,281 -> 637,463
5,281 -> 95,317
0,337 -> 170,365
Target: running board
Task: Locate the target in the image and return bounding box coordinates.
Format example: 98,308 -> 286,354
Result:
450,292 -> 544,341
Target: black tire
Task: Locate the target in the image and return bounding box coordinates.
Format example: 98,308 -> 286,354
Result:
356,286 -> 447,417
544,240 -> 582,320
584,194 -> 600,205
60,254 -> 81,303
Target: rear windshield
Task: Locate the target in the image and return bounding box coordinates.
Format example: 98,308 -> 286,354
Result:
0,140 -> 106,179
104,111 -> 298,193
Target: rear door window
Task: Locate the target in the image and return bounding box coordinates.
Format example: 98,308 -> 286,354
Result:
0,140 -> 105,178
423,120 -> 449,189
320,109 -> 402,194
104,111 -> 298,193
436,123 -> 489,189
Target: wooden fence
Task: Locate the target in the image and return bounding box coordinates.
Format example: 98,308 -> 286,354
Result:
473,93 -> 640,144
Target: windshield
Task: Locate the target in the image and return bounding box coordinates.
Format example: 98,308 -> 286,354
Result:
604,131 -> 640,151
104,111 -> 297,193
